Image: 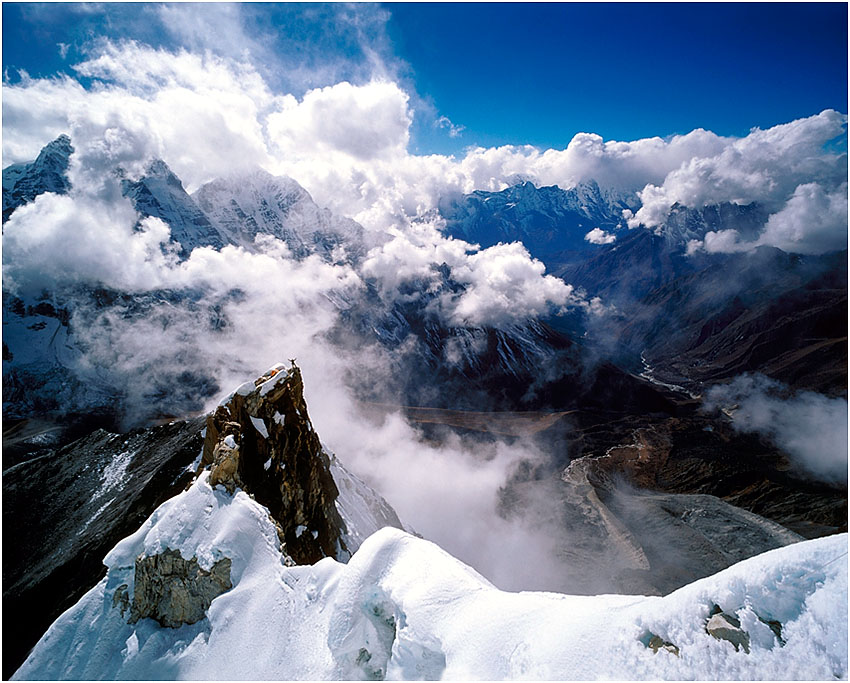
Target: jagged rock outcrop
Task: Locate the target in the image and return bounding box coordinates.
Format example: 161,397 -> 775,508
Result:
127,550 -> 232,628
201,362 -> 348,564
646,634 -> 680,656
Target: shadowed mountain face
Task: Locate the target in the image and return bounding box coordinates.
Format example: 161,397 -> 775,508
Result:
3,418 -> 204,679
2,135 -> 73,223
443,182 -> 847,398
335,289 -> 678,416
120,160 -> 228,256
439,180 -> 637,262
638,268 -> 846,396
605,247 -> 848,396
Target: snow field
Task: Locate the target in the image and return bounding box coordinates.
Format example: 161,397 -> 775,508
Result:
14,473 -> 848,680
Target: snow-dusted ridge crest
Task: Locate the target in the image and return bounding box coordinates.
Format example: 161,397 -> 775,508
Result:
13,364 -> 848,680
13,467 -> 847,680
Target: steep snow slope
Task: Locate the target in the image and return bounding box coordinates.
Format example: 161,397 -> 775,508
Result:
120,159 -> 227,255
192,168 -> 366,262
15,469 -> 847,680
2,134 -> 73,222
1,293 -> 116,418
330,454 -> 407,552
3,418 -> 204,678
2,361 -> 405,677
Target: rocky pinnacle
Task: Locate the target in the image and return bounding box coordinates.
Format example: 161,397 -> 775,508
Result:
201,362 -> 349,564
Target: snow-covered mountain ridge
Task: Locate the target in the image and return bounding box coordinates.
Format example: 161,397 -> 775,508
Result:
10,361 -> 849,680
4,136 -> 846,681
14,468 -> 847,679
2,136 -> 628,423
120,159 -> 228,256
2,134 -> 73,222
438,179 -> 636,260
192,168 -> 367,263
437,178 -> 774,266
2,360 -> 404,678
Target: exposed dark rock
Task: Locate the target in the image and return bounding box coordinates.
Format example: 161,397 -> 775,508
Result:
208,431 -> 244,493
129,549 -> 232,628
647,634 -> 679,656
202,362 -> 348,564
112,584 -> 129,617
2,418 -> 203,678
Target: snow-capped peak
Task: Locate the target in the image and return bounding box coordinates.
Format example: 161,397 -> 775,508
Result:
192,167 -> 365,262
120,157 -> 228,255
3,134 -> 74,221
440,179 -> 637,256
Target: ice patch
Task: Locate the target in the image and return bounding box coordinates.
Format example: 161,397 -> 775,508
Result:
185,446 -> 204,474
259,369 -> 290,397
330,455 -> 405,554
217,381 -> 256,408
249,416 -> 268,439
79,499 -> 113,535
235,381 -> 255,396
92,450 -> 134,502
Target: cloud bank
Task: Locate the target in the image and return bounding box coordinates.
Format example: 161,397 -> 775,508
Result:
2,26 -> 847,592
704,374 -> 848,484
1,118 -> 590,592
4,39 -> 846,253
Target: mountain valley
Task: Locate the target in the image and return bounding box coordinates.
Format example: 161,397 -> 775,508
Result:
3,130 -> 846,680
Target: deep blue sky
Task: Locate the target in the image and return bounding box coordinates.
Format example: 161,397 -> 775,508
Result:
3,2 -> 847,155
390,3 -> 848,152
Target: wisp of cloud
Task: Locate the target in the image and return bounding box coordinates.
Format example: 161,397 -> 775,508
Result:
704,374 -> 848,484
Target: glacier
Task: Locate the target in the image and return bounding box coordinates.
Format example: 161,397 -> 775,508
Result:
14,467 -> 847,680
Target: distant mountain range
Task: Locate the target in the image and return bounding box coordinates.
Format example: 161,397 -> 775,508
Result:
442,179 -> 846,397
3,136 -> 846,679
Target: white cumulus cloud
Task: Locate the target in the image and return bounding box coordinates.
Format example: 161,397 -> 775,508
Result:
627,111 -> 847,256
4,40 -> 846,249
268,80 -> 412,162
361,219 -> 589,328
584,227 -> 616,245
687,182 -> 848,256
757,182 -> 848,255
